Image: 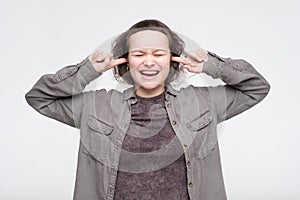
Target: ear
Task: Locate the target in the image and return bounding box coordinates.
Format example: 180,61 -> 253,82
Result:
171,60 -> 181,70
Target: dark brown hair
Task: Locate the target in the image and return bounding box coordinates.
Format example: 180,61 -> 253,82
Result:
112,19 -> 185,84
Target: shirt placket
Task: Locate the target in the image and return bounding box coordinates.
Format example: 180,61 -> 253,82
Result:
106,98 -> 136,200
164,93 -> 193,199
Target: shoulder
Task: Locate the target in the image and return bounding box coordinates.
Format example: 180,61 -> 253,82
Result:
177,84 -> 209,95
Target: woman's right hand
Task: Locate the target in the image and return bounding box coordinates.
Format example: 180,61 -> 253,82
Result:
88,50 -> 128,73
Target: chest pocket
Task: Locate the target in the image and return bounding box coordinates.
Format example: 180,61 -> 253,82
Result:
186,110 -> 216,159
186,110 -> 212,132
82,115 -> 114,164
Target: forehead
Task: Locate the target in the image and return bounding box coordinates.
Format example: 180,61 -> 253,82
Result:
128,30 -> 169,50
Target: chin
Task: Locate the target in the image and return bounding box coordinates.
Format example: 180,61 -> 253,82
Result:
137,82 -> 164,90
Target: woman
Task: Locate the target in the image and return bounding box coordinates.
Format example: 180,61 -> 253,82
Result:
25,19 -> 270,200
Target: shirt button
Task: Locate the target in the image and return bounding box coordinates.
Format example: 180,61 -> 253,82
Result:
167,103 -> 171,107
188,182 -> 193,188
165,94 -> 170,100
171,120 -> 177,125
186,161 -> 191,166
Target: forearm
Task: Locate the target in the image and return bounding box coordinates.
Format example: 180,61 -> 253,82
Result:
25,57 -> 101,127
202,51 -> 271,122
203,52 -> 270,98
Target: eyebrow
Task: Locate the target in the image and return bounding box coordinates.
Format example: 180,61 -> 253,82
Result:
129,48 -> 170,53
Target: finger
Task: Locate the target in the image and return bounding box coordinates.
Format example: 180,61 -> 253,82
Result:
187,51 -> 204,63
197,49 -> 209,62
183,64 -> 200,73
108,58 -> 128,68
171,56 -> 189,65
95,52 -> 107,63
90,51 -> 106,63
197,48 -> 208,55
89,51 -> 99,63
182,64 -> 195,72
103,54 -> 113,66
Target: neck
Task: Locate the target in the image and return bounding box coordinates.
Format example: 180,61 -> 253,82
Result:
134,85 -> 165,98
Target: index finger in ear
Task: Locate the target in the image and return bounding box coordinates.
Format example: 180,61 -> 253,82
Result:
108,58 -> 128,68
171,57 -> 189,65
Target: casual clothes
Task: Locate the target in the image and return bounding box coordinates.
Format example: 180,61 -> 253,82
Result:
25,51 -> 270,200
114,92 -> 189,200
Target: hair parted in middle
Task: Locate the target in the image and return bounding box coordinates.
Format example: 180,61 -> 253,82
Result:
112,19 -> 186,85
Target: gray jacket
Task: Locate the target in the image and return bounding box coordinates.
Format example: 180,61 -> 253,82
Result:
25,51 -> 270,200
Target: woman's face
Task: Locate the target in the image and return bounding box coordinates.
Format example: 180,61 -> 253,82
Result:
127,30 -> 171,97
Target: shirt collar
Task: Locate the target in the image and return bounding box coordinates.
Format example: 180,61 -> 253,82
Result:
123,83 -> 178,101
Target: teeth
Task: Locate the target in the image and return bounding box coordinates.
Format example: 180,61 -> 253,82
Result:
140,71 -> 159,75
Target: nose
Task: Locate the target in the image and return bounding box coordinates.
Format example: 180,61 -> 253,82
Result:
143,54 -> 155,67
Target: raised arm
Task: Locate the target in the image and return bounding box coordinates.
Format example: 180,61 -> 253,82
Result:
172,49 -> 271,123
25,51 -> 127,128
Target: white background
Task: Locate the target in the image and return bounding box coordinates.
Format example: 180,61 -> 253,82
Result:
1,0 -> 300,199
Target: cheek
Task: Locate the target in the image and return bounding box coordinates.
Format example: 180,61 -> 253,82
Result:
128,57 -> 142,68
158,57 -> 171,66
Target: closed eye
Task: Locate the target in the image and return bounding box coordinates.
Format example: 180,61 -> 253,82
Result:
154,54 -> 166,57
130,53 -> 144,57
153,50 -> 169,57
129,49 -> 169,57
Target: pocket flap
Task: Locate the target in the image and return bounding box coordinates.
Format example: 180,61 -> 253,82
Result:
87,115 -> 114,135
186,110 -> 212,131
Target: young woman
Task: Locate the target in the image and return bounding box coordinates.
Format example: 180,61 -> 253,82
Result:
25,19 -> 270,200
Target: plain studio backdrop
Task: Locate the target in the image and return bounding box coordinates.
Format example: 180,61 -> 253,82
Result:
1,0 -> 299,199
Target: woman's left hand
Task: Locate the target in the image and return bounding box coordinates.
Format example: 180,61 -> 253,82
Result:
171,48 -> 209,74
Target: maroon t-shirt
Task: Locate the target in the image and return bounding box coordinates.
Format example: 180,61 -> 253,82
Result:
114,91 -> 189,200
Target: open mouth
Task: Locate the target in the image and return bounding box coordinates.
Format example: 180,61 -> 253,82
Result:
140,70 -> 159,77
